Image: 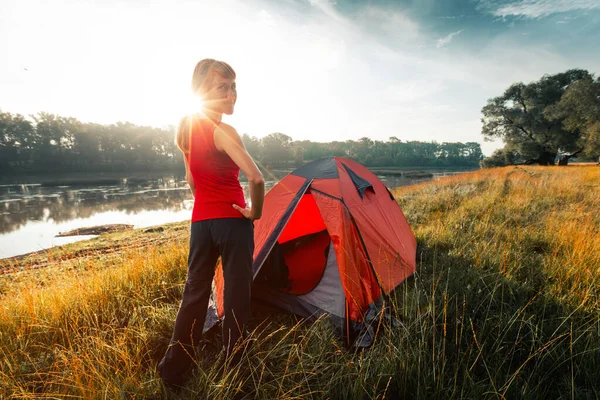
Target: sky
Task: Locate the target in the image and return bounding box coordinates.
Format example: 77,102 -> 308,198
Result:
1,0 -> 599,156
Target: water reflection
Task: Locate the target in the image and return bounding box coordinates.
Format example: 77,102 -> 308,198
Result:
0,178 -> 285,235
1,178 -> 190,234
0,170 -> 466,259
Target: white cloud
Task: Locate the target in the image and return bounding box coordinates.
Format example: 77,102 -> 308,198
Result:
307,0 -> 342,21
360,7 -> 420,41
309,0 -> 336,5
480,0 -> 600,19
556,15 -> 577,23
258,9 -> 276,27
436,29 -> 463,48
378,81 -> 446,104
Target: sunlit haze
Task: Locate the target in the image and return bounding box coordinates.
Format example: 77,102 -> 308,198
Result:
1,0 -> 599,156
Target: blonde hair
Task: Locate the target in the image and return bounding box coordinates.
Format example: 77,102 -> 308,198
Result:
176,59 -> 236,154
175,115 -> 193,155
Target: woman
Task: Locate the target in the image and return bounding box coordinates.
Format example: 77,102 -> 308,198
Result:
157,59 -> 265,387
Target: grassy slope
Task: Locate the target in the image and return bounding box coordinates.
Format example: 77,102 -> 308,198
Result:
1,165 -> 599,399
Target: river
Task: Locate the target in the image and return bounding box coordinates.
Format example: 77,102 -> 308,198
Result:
0,168 -> 472,259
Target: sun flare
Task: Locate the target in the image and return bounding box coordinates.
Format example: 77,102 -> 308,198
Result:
175,92 -> 204,117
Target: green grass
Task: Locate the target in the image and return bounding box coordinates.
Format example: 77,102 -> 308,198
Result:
1,165 -> 599,399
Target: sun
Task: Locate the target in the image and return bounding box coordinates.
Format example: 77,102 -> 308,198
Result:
136,76 -> 206,128
167,91 -> 204,121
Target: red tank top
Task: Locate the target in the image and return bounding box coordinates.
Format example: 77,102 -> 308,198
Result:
186,117 -> 246,221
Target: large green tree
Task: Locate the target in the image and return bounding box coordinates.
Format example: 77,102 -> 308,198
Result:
481,69 -> 592,165
545,76 -> 600,162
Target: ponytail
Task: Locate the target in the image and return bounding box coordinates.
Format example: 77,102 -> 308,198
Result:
175,115 -> 193,154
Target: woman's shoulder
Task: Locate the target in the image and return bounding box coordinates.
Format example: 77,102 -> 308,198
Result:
214,122 -> 242,143
177,114 -> 195,133
179,113 -> 222,132
213,122 -> 245,153
178,113 -> 205,126
215,121 -> 236,133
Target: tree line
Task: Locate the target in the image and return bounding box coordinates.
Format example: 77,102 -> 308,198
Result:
0,111 -> 483,175
480,69 -> 600,167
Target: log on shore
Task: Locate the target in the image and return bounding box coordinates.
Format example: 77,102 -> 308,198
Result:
56,224 -> 134,237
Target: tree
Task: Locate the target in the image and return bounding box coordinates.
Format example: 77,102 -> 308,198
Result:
241,134 -> 261,160
481,69 -> 592,165
291,140 -> 329,162
464,142 -> 484,164
0,110 -> 35,170
371,140 -> 391,166
438,142 -> 463,165
405,141 -> 438,166
327,141 -> 348,158
73,123 -> 103,165
357,137 -> 373,163
545,76 -> 600,162
480,147 -> 523,168
31,113 -> 82,167
261,133 -> 293,166
152,125 -> 178,159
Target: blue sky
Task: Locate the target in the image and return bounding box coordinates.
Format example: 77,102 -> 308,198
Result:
0,0 -> 598,156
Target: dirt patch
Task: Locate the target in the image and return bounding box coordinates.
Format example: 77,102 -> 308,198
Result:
0,222 -> 188,276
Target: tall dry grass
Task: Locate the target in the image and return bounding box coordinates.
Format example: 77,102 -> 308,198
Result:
1,165 -> 599,399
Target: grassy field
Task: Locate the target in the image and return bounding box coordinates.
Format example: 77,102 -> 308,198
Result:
1,165 -> 599,399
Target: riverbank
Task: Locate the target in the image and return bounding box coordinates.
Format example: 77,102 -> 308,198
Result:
1,165 -> 599,398
0,222 -> 188,276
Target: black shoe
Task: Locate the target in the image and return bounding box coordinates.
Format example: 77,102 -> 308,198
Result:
161,377 -> 186,393
157,360 -> 188,392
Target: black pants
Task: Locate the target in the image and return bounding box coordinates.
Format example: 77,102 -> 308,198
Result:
158,218 -> 254,384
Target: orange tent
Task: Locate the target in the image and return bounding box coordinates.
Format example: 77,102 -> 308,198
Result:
210,157 -> 417,347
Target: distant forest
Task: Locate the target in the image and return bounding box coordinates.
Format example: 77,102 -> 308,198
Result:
0,110 -> 483,174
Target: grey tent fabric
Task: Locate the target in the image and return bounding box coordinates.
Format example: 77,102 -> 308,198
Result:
253,240 -> 345,320
296,243 -> 345,318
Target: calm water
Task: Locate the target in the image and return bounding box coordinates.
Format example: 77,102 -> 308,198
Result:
0,170 -> 466,259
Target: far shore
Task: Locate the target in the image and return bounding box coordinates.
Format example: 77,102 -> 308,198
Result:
0,171 -> 187,186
